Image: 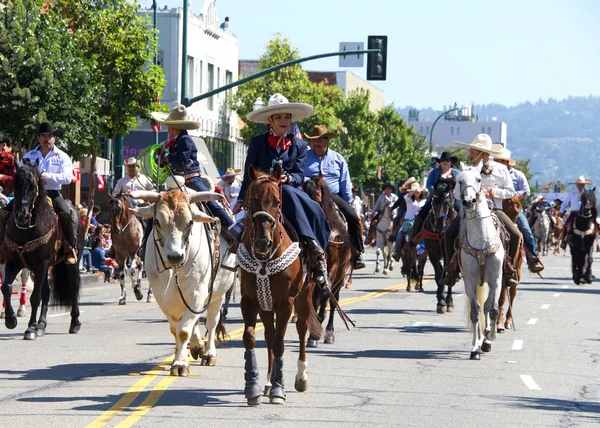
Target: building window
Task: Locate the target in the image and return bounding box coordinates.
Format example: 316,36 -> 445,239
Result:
225,70 -> 233,115
450,127 -> 454,135
207,63 -> 215,111
457,126 -> 460,135
187,56 -> 195,97
198,60 -> 203,104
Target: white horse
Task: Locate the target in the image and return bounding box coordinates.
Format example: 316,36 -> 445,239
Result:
130,178 -> 236,375
532,208 -> 550,256
374,203 -> 395,275
456,162 -> 504,360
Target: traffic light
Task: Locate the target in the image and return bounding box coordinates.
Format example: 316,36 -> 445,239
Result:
367,35 -> 387,81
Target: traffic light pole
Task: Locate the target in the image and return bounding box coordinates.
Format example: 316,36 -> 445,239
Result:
182,49 -> 380,107
429,107 -> 460,157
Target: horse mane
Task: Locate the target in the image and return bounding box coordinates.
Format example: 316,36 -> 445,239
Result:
581,189 -> 598,219
303,177 -> 346,234
109,193 -> 132,230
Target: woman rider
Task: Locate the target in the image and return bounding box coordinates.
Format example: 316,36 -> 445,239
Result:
232,94 -> 330,286
392,182 -> 425,262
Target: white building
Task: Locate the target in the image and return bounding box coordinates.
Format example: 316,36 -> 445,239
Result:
307,71 -> 384,112
135,0 -> 246,172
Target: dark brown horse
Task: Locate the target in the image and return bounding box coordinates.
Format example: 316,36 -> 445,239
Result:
108,194 -> 149,305
302,175 -> 352,346
239,165 -> 322,406
345,215 -> 364,289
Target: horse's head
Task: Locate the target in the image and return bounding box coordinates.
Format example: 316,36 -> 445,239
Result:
246,164 -> 282,258
13,161 -> 44,229
431,182 -> 454,226
302,175 -> 324,204
580,188 -> 596,218
456,161 -> 483,213
129,189 -> 221,266
108,194 -> 126,221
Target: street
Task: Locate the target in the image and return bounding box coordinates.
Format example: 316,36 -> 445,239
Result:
0,248 -> 599,428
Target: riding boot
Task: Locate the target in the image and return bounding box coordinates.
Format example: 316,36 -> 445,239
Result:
351,250 -> 366,270
504,257 -> 519,287
58,212 -> 77,265
407,216 -> 425,249
306,239 -> 327,287
525,248 -> 544,273
0,209 -> 10,264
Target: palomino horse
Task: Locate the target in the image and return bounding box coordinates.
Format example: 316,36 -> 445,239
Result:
302,176 -> 352,346
374,203 -> 394,274
498,194 -> 526,332
567,188 -> 597,285
531,205 -> 551,256
421,182 -> 455,311
0,269 -> 33,319
457,162 -> 503,360
108,194 -> 150,305
239,165 -> 322,406
129,178 -> 236,374
1,162 -> 83,340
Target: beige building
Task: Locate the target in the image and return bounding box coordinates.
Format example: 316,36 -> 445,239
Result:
308,71 -> 384,112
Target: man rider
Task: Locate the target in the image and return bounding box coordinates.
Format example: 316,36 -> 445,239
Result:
559,175 -> 592,249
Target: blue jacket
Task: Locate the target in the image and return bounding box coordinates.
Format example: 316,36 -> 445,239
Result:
91,247 -> 106,270
238,133 -> 307,204
167,130 -> 201,174
426,167 -> 461,193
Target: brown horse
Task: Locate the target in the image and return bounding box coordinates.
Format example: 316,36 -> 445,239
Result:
345,215 -> 364,289
239,165 -> 322,406
302,175 -> 352,346
108,194 -> 149,305
498,194 -> 525,332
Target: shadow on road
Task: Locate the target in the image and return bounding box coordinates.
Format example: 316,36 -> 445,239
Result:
346,308 -> 432,315
518,287 -> 600,295
310,348 -> 462,360
501,396 -> 600,422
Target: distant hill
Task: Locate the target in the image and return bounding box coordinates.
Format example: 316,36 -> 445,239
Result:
398,96 -> 600,188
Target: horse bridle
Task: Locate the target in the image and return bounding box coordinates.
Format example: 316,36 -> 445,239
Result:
245,175 -> 283,260
151,202 -> 194,271
14,176 -> 40,230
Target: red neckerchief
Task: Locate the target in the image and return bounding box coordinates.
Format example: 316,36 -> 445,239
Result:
164,137 -> 177,148
268,134 -> 291,151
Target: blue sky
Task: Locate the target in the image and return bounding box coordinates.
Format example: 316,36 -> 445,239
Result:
146,0 -> 600,109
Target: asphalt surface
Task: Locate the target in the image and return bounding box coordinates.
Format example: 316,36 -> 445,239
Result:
0,248 -> 599,427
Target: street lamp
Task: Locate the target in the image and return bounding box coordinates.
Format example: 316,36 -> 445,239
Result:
429,107 -> 461,158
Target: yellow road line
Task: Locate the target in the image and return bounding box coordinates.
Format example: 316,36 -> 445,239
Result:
88,276 -> 432,427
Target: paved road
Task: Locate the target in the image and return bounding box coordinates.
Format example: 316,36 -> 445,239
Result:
0,249 -> 599,427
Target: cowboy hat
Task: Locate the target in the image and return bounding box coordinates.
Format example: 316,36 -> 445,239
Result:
432,151 -> 458,164
150,105 -> 200,130
399,177 -> 417,191
218,167 -> 242,179
406,182 -> 423,196
382,183 -> 394,191
455,134 -> 502,156
304,124 -> 337,140
533,195 -> 546,203
125,157 -> 139,166
570,175 -> 592,185
491,144 -> 516,166
246,93 -> 313,124
38,122 -> 58,136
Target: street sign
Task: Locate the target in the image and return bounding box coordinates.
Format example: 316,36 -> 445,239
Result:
339,42 -> 365,67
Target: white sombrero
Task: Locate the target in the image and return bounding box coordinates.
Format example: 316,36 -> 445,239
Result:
400,176 -> 417,191
246,93 -> 313,124
492,144 -> 516,166
455,134 -> 502,156
570,175 -> 592,185
150,104 -> 200,130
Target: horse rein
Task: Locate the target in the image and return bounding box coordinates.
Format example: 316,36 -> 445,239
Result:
14,179 -> 40,230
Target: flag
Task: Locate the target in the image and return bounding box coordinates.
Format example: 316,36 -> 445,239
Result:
377,165 -> 382,181
71,167 -> 80,183
96,172 -> 105,191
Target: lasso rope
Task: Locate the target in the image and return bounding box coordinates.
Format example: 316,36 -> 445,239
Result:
137,144 -> 170,186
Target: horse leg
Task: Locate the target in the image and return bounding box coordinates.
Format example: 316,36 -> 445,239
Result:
34,275 -> 51,337
307,286 -> 323,348
505,285 -> 517,329
497,285 -> 507,333
584,245 -> 594,283
24,266 -> 48,340
242,297 -> 262,405
118,261 -> 127,305
383,239 -> 391,274
374,246 -> 381,273
387,241 -> 394,272
259,310 -> 275,398
269,298 -> 293,404
189,321 -> 205,361
345,268 -> 353,289
294,281 -> 314,394
130,257 -> 143,301
17,271 -> 28,317
323,286 -> 339,344
1,261 -> 20,329
200,295 -> 226,366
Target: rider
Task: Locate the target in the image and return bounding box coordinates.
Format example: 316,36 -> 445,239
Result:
392,182 -> 425,262
304,124 -> 366,270
559,175 -> 592,249
0,123 -> 78,264
0,135 -> 17,197
441,134 -> 521,287
389,177 -> 416,241
112,157 -> 155,200
493,146 -> 544,273
232,94 -> 331,286
406,152 -> 461,246
217,167 -> 242,207
372,183 -> 398,220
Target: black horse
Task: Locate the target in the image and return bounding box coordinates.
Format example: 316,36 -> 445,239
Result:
422,181 -> 456,313
569,188 -> 597,285
0,162 -> 84,339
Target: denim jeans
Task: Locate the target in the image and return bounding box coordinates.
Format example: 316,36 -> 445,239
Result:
517,210 -> 537,256
79,249 -> 92,270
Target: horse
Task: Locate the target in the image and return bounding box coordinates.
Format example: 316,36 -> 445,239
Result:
108,194 -> 150,305
345,215 -> 364,290
530,205 -> 551,256
1,161 -> 83,340
421,182 -> 455,311
129,177 -> 236,374
567,188 -> 597,285
551,210 -> 564,255
302,175 -> 352,346
457,162 -> 504,360
238,164 -> 322,406
0,269 -> 33,319
401,234 -> 427,292
374,203 -> 394,274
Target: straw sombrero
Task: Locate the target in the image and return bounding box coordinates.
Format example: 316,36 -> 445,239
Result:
150,105 -> 200,130
246,93 -> 313,124
570,175 -> 592,185
492,144 -> 516,166
219,168 -> 242,179
455,134 -> 502,156
406,182 -> 423,196
400,177 -> 417,191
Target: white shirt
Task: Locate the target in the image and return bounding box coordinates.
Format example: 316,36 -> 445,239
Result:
113,174 -> 154,195
218,178 -> 242,205
404,194 -> 426,221
21,145 -> 72,191
351,195 -> 363,218
372,192 -> 398,217
560,189 -> 582,213
455,160 -> 515,209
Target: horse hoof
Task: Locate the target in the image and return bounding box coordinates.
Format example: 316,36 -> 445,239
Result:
383,269 -> 389,275
374,267 -> 380,273
418,286 -> 424,293
23,330 -> 36,341
294,378 -> 308,392
406,285 -> 412,292
324,331 -> 335,344
505,322 -> 513,330
69,321 -> 81,334
35,327 -> 46,337
481,342 -> 492,353
389,265 -> 394,271
446,305 -> 454,313
307,338 -> 318,348
146,293 -> 154,303
201,355 -> 216,366
134,287 -> 143,301
497,326 -> 505,334
118,298 -> 126,305
170,364 -> 189,377
17,307 -> 26,317
247,396 -> 262,406
190,345 -> 204,360
269,396 -> 285,405
5,314 -> 17,330
0,311 -> 5,319
470,351 -> 481,360
437,306 -> 446,314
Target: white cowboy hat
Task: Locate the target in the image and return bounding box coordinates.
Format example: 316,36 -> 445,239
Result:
455,134 -> 502,156
400,176 -> 417,191
533,195 -> 546,203
491,144 -> 516,166
150,105 -> 200,130
570,175 -> 592,185
246,93 -> 313,124
125,157 -> 138,166
218,168 -> 242,179
406,182 -> 423,196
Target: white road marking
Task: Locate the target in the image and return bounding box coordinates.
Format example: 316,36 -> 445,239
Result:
520,374 -> 541,390
413,321 -> 430,327
527,318 -> 538,325
48,312 -> 71,318
540,304 -> 550,310
512,340 -> 523,350
561,285 -> 570,289
506,361 -> 518,364
553,293 -> 561,297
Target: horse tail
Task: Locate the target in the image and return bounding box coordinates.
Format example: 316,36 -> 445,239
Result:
307,282 -> 324,340
51,262 -> 80,308
215,309 -> 229,344
465,281 -> 489,332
